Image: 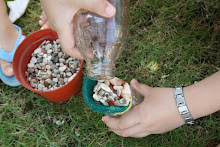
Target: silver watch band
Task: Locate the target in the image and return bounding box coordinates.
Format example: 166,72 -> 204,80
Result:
174,87 -> 194,125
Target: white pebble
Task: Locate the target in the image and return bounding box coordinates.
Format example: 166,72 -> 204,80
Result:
100,83 -> 111,92
66,72 -> 72,77
38,84 -> 44,91
59,66 -> 67,72
31,57 -> 37,63
113,86 -> 123,90
34,48 -> 42,54
68,73 -> 76,82
93,94 -> 101,101
59,58 -> 65,63
45,44 -> 52,50
53,78 -> 58,82
28,63 -> 35,68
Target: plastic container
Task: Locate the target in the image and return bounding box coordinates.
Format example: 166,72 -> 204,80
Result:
13,29 -> 84,102
73,0 -> 129,80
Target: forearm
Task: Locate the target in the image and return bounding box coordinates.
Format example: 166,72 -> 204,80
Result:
184,71 -> 220,119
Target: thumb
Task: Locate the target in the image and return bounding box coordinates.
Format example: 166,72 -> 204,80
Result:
76,0 -> 116,18
130,79 -> 150,99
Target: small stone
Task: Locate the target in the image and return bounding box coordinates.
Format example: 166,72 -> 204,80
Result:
45,65 -> 51,70
44,81 -> 49,88
53,56 -> 59,63
45,79 -> 52,84
100,83 -> 111,92
64,78 -> 68,83
59,58 -> 65,63
50,81 -> 56,86
107,99 -> 115,106
45,44 -> 52,50
119,98 -> 126,104
31,57 -> 37,63
28,63 -> 35,68
31,78 -> 38,83
113,86 -> 123,90
103,96 -> 108,101
47,49 -> 53,54
34,48 -> 42,54
50,74 -> 53,80
59,66 -> 67,72
108,96 -> 114,100
41,48 -> 47,54
60,63 -> 64,67
37,58 -> 43,63
66,72 -> 72,77
93,94 -> 101,101
68,73 -> 76,82
98,89 -> 105,96
38,84 -> 44,91
60,78 -> 65,85
93,84 -> 99,92
117,89 -> 121,97
48,55 -> 52,61
39,63 -> 45,67
53,78 -> 58,83
27,68 -> 34,73
30,82 -> 36,88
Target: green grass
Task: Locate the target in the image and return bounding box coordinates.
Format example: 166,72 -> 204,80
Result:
0,0 -> 220,146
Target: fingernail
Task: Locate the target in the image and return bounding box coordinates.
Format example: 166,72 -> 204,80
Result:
102,116 -> 110,122
131,79 -> 138,86
39,20 -> 43,25
40,15 -> 43,19
105,5 -> 115,16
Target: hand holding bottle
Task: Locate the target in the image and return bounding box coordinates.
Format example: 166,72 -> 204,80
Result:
40,0 -> 116,59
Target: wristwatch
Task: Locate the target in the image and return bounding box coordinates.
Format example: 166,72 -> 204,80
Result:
174,87 -> 194,125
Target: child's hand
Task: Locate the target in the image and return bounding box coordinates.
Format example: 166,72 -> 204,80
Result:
102,79 -> 185,138
40,0 -> 116,59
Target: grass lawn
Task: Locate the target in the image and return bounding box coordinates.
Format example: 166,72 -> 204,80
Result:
0,0 -> 220,146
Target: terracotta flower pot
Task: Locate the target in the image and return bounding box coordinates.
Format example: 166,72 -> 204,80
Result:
13,29 -> 83,102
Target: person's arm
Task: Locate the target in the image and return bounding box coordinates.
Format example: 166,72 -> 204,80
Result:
102,71 -> 220,138
184,71 -> 220,119
40,0 -> 116,59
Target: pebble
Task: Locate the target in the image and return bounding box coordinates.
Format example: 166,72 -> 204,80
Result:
45,44 -> 52,50
53,56 -> 59,63
31,57 -> 37,63
28,63 -> 35,68
68,73 -> 76,82
26,39 -> 80,91
34,48 -> 42,54
59,66 -> 67,72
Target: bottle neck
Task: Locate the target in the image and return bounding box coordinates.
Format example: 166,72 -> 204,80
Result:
86,63 -> 115,80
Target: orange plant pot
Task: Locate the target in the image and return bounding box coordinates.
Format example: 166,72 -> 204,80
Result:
13,29 -> 83,102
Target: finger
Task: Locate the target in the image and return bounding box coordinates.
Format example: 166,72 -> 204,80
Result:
76,0 -> 116,18
102,106 -> 141,130
56,25 -> 83,60
130,79 -> 150,98
39,9 -> 48,27
40,21 -> 50,30
131,132 -> 150,138
110,124 -> 145,137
